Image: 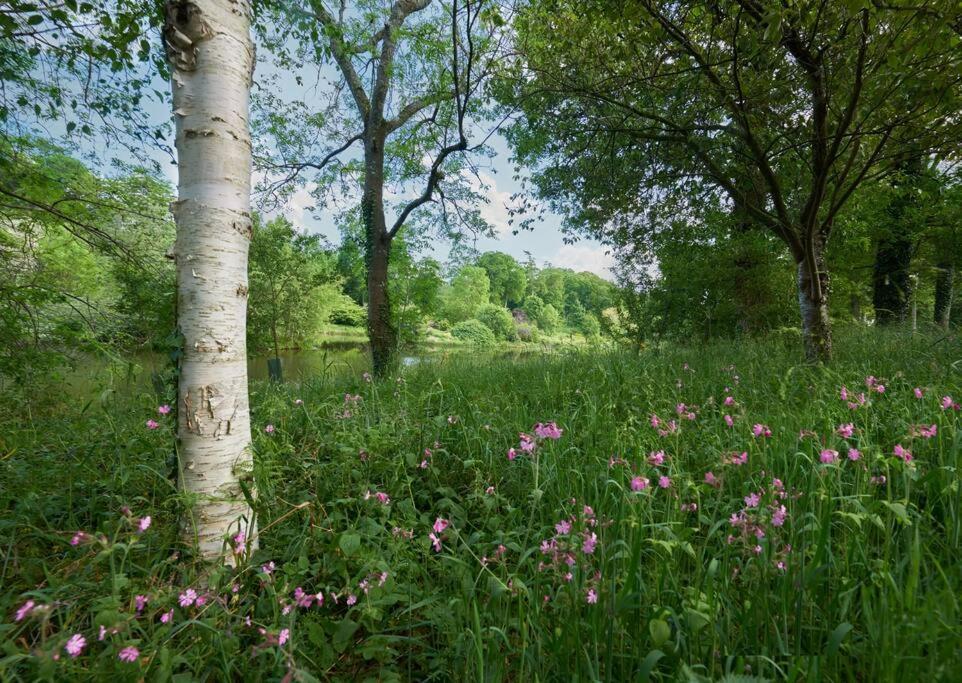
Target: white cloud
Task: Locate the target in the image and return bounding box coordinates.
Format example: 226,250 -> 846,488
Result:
286,187 -> 315,232
550,243 -> 615,280
473,171 -> 513,236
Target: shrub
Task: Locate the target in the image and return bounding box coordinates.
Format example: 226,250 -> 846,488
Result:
515,324 -> 539,342
328,298 -> 366,327
539,303 -> 562,333
450,319 -> 497,346
476,304 -> 517,341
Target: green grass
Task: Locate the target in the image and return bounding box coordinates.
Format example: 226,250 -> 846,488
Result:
1,328 -> 960,681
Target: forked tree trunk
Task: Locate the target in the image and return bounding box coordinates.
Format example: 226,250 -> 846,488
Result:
363,141 -> 398,376
934,262 -> 954,329
165,0 -> 256,561
796,245 -> 832,362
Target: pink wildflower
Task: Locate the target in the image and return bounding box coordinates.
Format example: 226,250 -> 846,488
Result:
178,589 -> 197,608
519,433 -> 537,453
485,486 -> 495,495
433,518 -> 449,534
160,609 -> 173,624
65,633 -> 86,658
507,447 -> 518,461
582,532 -> 598,554
157,404 -> 171,415
647,450 -> 665,466
534,422 -> 563,440
346,594 -> 357,606
724,396 -> 735,406
836,423 -> 854,439
704,471 -> 719,487
894,444 -> 913,462
724,414 -> 734,427
630,476 -> 649,492
278,628 -> 290,646
771,505 -> 787,527
819,449 -> 839,464
752,423 -> 772,438
138,516 -> 151,532
264,424 -> 275,434
941,395 -> 956,410
727,451 -> 748,466
658,475 -> 671,489
146,419 -> 159,430
117,647 -> 139,663
744,492 -> 761,508
914,387 -> 923,399
14,600 -> 35,622
134,595 -> 148,613
586,589 -> 598,604
70,531 -> 88,546
847,448 -> 861,461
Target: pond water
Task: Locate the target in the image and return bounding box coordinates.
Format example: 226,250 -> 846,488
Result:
53,343 -> 541,399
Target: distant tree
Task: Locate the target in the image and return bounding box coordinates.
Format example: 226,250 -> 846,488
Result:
528,267 -> 567,311
256,0 -> 505,375
248,216 -> 336,354
477,251 -> 527,307
441,265 -> 490,323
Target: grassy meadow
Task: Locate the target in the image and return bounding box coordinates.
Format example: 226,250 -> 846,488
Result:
1,328 -> 960,681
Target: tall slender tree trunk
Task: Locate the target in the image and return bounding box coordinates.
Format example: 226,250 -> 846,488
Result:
873,153 -> 921,326
796,241 -> 832,362
165,0 -> 256,560
872,235 -> 913,324
730,173 -> 767,335
934,262 -> 954,328
363,139 -> 397,376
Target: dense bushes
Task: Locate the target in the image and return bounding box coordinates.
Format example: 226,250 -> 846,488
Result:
475,304 -> 517,341
450,319 -> 497,346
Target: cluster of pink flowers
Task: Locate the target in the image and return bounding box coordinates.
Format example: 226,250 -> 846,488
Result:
864,376 -> 886,394
726,479 -> 792,560
912,423 -> 938,439
725,451 -> 749,466
508,421 -> 563,460
752,423 -> 772,438
650,413 -> 678,437
675,403 -> 697,421
840,385 -> 868,410
429,517 -> 449,552
893,444 -> 913,463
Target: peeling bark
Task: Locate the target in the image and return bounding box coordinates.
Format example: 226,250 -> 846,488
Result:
165,0 -> 256,561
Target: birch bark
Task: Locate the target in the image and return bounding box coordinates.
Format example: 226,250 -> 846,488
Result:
164,0 -> 256,561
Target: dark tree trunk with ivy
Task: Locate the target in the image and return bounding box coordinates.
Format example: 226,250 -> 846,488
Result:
363,138 -> 397,374
872,236 -> 914,325
934,262 -> 954,328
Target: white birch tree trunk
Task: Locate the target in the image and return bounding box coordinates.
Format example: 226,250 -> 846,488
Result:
164,0 -> 256,561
